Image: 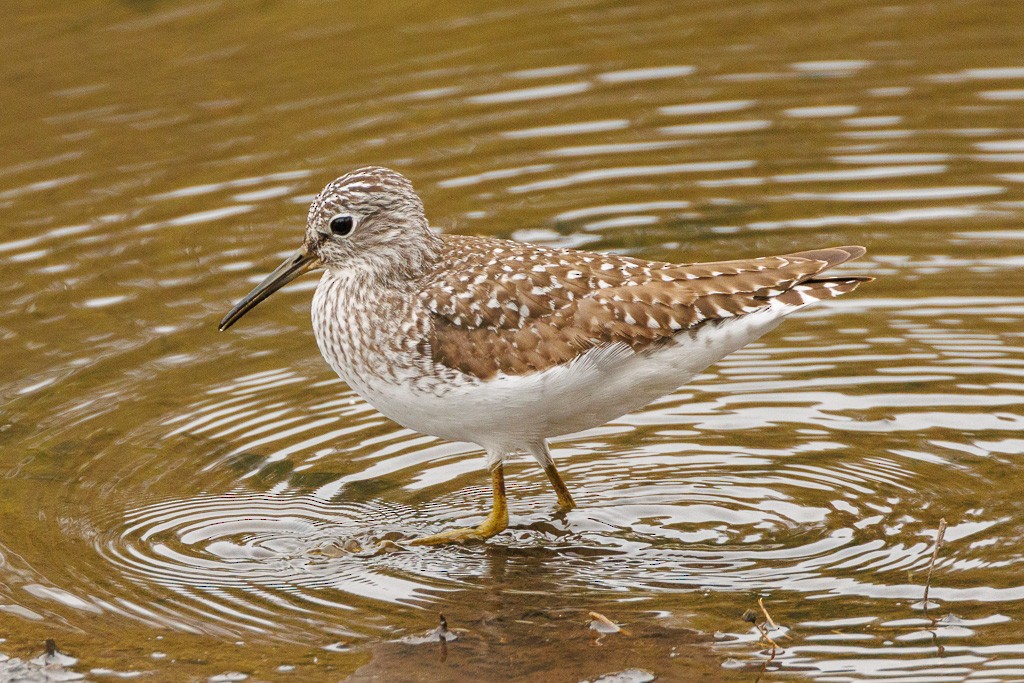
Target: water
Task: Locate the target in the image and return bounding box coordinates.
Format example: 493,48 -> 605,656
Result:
2,0 -> 1024,679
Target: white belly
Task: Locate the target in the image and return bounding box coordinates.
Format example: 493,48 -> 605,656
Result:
331,307 -> 789,452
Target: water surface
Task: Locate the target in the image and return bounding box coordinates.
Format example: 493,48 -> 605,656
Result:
2,0 -> 1024,680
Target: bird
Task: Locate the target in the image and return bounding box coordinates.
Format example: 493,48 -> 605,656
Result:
219,166 -> 871,545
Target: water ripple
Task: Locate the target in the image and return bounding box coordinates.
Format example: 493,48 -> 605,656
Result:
3,2 -> 1024,678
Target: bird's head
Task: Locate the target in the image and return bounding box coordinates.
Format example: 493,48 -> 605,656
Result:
219,166 -> 436,331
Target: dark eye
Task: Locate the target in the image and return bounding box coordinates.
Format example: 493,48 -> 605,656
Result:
329,215 -> 354,236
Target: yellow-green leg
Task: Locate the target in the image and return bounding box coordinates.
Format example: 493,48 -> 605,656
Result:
410,464 -> 508,545
543,462 -> 577,511
530,441 -> 576,511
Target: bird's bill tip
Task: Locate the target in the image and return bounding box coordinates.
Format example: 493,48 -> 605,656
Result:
219,249 -> 320,331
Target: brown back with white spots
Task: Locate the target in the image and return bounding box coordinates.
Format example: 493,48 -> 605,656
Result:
420,237 -> 869,380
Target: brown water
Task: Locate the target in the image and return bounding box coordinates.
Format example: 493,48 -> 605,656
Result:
2,0 -> 1024,680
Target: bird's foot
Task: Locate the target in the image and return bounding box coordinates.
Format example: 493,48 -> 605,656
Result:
410,511 -> 508,546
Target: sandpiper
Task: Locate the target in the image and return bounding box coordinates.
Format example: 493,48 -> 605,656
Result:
220,167 -> 870,545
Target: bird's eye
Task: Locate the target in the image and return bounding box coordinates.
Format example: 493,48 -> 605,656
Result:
329,215 -> 354,237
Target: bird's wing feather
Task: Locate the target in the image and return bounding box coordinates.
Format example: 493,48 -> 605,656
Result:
420,236 -> 867,379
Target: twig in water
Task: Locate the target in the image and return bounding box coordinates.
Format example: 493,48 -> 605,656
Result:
744,610 -> 779,683
437,613 -> 450,663
922,518 -> 947,617
588,611 -> 630,637
758,597 -> 778,630
743,610 -> 779,651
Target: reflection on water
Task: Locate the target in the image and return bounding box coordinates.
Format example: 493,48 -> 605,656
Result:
2,0 -> 1024,679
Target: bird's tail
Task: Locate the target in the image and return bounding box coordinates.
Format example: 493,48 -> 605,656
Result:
762,246 -> 873,308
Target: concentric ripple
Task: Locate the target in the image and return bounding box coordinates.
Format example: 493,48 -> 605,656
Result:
68,293 -> 1024,664
94,491 -> 466,637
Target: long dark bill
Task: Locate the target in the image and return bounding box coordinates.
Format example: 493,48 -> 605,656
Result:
219,249 -> 321,331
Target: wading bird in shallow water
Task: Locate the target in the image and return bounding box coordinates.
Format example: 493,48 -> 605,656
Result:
220,167 -> 871,545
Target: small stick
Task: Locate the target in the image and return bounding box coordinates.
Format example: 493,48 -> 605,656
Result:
755,644 -> 778,683
922,518 -> 947,616
758,597 -> 778,630
588,611 -> 619,631
743,610 -> 779,650
744,610 -> 779,683
437,613 -> 449,664
589,611 -> 630,636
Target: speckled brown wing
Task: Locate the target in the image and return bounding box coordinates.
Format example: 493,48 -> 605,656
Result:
421,236 -> 868,380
